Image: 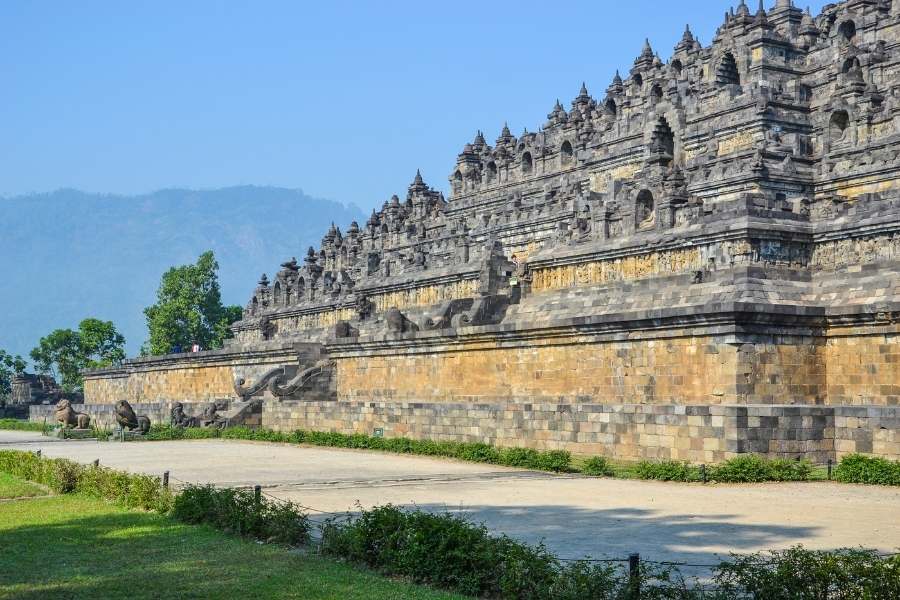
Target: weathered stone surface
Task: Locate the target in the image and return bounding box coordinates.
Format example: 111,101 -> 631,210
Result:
74,0 -> 900,460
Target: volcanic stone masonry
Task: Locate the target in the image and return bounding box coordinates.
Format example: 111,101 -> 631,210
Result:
63,0 -> 900,462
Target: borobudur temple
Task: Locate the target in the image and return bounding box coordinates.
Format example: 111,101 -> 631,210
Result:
65,0 -> 900,462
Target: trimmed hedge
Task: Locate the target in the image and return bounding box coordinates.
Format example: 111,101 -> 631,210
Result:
0,418 -> 49,433
145,425 -> 573,473
0,449 -> 172,511
834,454 -> 900,486
634,456 -> 814,483
143,425 -> 900,487
172,484 -> 310,546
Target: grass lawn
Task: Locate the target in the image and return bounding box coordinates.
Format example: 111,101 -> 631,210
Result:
0,494 -> 466,600
0,472 -> 48,499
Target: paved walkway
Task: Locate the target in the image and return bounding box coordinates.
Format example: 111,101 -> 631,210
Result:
3,431 -> 898,566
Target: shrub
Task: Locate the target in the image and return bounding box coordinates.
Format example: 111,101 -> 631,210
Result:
0,449 -> 171,511
455,443 -> 501,464
715,547 -> 900,599
581,456 -> 613,477
172,484 -> 310,546
635,460 -> 700,482
0,418 -> 49,433
834,454 -> 900,486
530,450 -> 571,473
321,505 -> 621,599
711,455 -> 812,483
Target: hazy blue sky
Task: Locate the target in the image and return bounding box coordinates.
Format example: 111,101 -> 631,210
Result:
1,1 -> 829,210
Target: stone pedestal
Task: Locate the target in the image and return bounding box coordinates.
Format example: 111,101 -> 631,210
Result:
54,428 -> 94,440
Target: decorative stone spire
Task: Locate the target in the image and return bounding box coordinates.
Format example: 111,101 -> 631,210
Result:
634,38 -> 655,68
608,70 -> 624,95
574,81 -> 590,106
753,0 -> 770,27
258,273 -> 269,286
473,130 -> 486,151
800,6 -> 818,35
736,0 -> 750,17
496,122 -> 513,145
676,24 -> 695,53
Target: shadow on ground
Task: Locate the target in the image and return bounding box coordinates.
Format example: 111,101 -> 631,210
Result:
308,502 -> 822,568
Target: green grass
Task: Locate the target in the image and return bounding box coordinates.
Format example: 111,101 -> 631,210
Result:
0,494 -> 466,600
0,472 -> 47,499
0,419 -> 48,433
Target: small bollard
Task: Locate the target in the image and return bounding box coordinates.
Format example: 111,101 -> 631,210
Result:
254,485 -> 262,504
93,459 -> 100,467
163,471 -> 170,490
827,459 -> 833,481
36,449 -> 42,458
628,553 -> 641,599
700,463 -> 707,484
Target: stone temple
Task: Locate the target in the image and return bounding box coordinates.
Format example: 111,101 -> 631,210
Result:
46,0 -> 900,462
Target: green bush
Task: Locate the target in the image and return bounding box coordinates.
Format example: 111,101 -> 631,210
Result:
634,456 -> 814,484
715,547 -> 900,599
321,505 -> 622,599
581,456 -> 613,477
0,418 -> 49,433
711,455 -> 812,483
0,449 -> 171,511
635,460 -> 700,482
172,484 -> 310,546
834,454 -> 900,486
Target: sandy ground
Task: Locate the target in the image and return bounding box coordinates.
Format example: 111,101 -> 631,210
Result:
3,430 -> 898,566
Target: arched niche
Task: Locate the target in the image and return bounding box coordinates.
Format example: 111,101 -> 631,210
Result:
521,151 -> 533,175
560,140 -> 574,166
635,189 -> 656,230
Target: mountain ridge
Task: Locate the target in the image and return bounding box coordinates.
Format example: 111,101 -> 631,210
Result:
0,186 -> 365,362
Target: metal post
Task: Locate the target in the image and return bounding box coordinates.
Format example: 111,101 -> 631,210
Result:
628,553 -> 641,599
163,471 -> 170,490
254,485 -> 262,504
827,459 -> 833,481
700,463 -> 707,484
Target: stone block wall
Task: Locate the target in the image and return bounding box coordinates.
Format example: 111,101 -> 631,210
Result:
334,334 -> 828,406
261,399 -> 878,462
825,330 -> 900,406
833,406 -> 900,458
82,343 -> 301,405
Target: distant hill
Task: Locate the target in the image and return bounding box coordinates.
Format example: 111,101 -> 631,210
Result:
0,187 -> 364,361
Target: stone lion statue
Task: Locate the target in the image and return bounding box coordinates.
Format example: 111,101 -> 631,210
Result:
115,400 -> 151,435
170,402 -> 198,428
54,399 -> 90,429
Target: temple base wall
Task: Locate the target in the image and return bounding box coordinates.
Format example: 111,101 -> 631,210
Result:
69,328 -> 900,461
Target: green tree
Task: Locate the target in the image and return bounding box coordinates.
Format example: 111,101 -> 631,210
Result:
30,319 -> 125,392
0,349 -> 27,401
143,251 -> 242,356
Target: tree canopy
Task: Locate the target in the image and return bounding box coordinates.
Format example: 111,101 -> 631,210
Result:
143,251 -> 243,356
0,349 -> 27,401
29,318 -> 125,392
